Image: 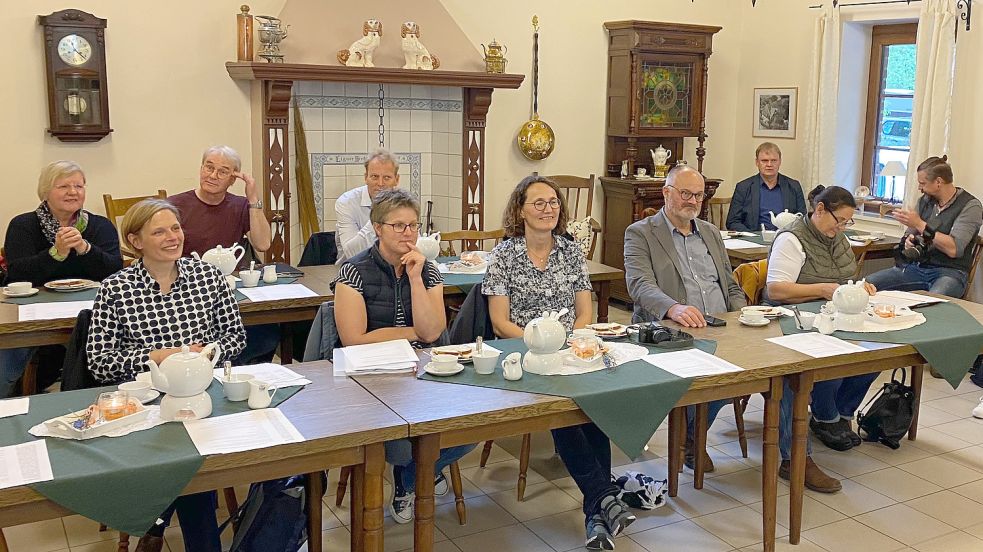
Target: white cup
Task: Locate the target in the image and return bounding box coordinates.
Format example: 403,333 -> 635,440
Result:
472,350 -> 501,375
118,381 -> 153,401
5,282 -> 31,294
741,307 -> 766,323
239,270 -> 261,287
798,311 -> 817,330
223,373 -> 254,402
636,167 -> 648,177
761,230 -> 777,243
430,353 -> 458,372
262,265 -> 277,284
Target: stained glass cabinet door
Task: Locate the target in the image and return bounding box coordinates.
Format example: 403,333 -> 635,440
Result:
635,53 -> 703,135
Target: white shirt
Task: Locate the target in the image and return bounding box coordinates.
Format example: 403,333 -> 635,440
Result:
334,185 -> 376,264
765,232 -> 807,284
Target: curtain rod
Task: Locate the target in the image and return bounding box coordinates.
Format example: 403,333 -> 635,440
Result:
808,0 -> 971,33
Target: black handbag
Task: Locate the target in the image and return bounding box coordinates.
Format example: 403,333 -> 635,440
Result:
857,368 -> 915,449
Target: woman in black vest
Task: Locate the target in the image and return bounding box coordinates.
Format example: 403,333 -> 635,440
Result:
334,188 -> 474,524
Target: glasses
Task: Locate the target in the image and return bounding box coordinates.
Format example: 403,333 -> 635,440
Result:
666,184 -> 706,202
201,163 -> 234,179
829,210 -> 855,228
525,198 -> 561,211
380,221 -> 422,233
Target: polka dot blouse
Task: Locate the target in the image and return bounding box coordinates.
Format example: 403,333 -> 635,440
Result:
86,257 -> 246,384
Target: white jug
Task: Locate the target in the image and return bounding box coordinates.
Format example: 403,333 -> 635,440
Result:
247,380 -> 278,409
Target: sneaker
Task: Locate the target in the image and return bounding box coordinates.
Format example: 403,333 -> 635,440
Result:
973,397 -> 983,419
585,514 -> 614,550
434,471 -> 449,496
809,417 -> 854,451
836,418 -> 862,447
599,495 -> 636,537
390,490 -> 415,524
779,457 -> 842,493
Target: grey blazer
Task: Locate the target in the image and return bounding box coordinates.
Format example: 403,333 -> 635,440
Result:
624,210 -> 747,322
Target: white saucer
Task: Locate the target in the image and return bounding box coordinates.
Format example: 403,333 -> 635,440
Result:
424,362 -> 464,376
3,287 -> 39,297
136,390 -> 161,404
739,316 -> 770,327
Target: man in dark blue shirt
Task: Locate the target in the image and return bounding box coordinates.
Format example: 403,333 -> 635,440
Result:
726,143 -> 807,232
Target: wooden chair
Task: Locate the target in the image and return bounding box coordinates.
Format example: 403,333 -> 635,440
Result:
708,196 -> 731,230
439,229 -> 505,257
539,174 -> 603,258
962,235 -> 983,300
851,241 -> 874,280
334,463 -> 469,524
103,190 -> 168,229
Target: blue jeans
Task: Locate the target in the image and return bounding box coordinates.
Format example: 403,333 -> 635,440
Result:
867,263 -> 968,298
0,347 -> 35,399
686,399 -> 729,439
551,423 -> 620,519
810,373 -> 881,423
384,439 -> 476,492
235,324 -> 281,365
147,491 -> 221,552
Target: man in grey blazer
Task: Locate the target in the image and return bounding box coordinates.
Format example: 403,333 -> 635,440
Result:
624,165 -> 747,471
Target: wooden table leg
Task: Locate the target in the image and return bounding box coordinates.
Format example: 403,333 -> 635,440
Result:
595,281 -> 611,323
517,433 -> 531,501
789,372 -> 814,545
351,465 -> 364,552
0,529 -> 9,552
693,403 -> 708,489
413,434 -> 440,552
667,407 -> 684,497
279,323 -> 294,364
306,471 -> 325,552
361,443 -> 385,552
909,365 -> 924,441
761,378 -> 782,552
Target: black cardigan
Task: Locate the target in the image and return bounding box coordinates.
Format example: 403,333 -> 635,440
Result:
4,211 -> 123,286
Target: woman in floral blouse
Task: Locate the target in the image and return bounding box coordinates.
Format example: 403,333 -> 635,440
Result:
483,176 -> 635,550
86,198 -> 244,552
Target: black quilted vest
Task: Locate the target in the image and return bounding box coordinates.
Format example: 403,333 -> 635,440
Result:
346,244 -> 415,332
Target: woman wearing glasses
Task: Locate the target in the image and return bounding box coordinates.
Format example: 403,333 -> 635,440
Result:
765,185 -> 878,491
483,176 -> 636,550
333,188 -> 474,524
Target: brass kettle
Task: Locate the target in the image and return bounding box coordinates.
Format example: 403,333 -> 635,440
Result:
481,39 -> 508,73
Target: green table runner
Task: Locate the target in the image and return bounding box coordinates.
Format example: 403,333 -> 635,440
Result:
3,288 -> 98,305
233,276 -> 300,302
777,301 -> 983,388
419,337 -> 717,458
0,380 -> 303,535
436,256 -> 483,294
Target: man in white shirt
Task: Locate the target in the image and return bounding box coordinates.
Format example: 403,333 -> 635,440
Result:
335,149 -> 400,264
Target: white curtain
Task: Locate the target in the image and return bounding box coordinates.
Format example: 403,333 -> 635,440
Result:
905,0 -> 957,206
801,6 -> 841,191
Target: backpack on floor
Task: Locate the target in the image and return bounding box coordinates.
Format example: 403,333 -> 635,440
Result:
971,355 -> 983,388
857,368 -> 915,450
223,472 -> 325,552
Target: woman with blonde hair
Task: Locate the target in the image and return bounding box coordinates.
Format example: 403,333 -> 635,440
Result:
86,198 -> 244,552
0,161 -> 121,397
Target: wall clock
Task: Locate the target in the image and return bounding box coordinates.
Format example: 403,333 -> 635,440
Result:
38,9 -> 112,142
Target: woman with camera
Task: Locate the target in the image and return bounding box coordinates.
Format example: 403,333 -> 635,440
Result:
764,185 -> 877,493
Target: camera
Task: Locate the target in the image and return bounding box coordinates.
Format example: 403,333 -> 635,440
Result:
902,234 -> 932,261
627,322 -> 694,349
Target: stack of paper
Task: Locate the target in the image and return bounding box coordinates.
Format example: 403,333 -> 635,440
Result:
0,441 -> 54,490
766,334 -> 867,358
184,409 -> 305,455
213,363 -> 312,387
18,301 -> 93,322
237,284 -> 318,302
333,339 -> 419,376
872,290 -> 948,309
642,349 -> 744,378
722,239 -> 764,250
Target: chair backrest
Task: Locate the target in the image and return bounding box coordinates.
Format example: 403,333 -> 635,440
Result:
440,229 -> 505,257
851,241 -> 874,280
103,189 -> 168,229
708,196 -> 731,230
540,174 -> 596,222
963,235 -> 983,300
303,301 -> 339,362
733,259 -> 769,305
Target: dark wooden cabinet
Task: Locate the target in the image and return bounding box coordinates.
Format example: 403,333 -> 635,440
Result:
600,177 -> 720,303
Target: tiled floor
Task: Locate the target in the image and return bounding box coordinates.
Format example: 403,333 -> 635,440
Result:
6,303 -> 983,552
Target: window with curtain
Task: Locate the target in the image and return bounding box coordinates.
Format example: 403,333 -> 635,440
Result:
861,24 -> 917,205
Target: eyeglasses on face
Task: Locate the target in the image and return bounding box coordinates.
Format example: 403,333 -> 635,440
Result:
380,221 -> 422,233
666,184 -> 706,202
201,163 -> 234,179
525,198 -> 561,211
829,210 -> 855,228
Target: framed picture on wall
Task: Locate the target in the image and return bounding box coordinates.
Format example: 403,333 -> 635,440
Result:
753,87 -> 797,139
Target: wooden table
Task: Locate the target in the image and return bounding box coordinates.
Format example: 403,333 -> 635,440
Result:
0,361 -> 406,552
726,238 -> 897,267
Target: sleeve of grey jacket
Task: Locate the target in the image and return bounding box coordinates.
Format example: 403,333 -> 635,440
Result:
624,224 -> 677,320
712,232 -> 748,310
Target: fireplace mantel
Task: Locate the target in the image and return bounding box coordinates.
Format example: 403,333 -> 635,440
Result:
227,62 -> 524,263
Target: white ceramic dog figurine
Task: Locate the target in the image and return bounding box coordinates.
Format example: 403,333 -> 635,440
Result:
400,21 -> 439,70
337,19 -> 382,67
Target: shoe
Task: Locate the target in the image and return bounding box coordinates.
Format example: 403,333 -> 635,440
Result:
585,514 -> 615,550
135,535 -> 165,552
973,397 -> 983,419
779,457 -> 842,493
837,418 -> 862,447
599,495 -> 636,537
390,490 -> 415,524
434,471 -> 449,496
683,434 -> 716,473
809,417 -> 855,451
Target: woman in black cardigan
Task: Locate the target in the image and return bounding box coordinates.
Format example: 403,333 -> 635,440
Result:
1,161 -> 122,397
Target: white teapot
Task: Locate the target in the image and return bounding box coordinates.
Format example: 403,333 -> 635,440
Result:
769,209 -> 803,230
523,310 -> 567,354
147,343 -> 221,397
832,280 -> 869,331
192,244 -> 245,275
416,232 -> 441,262
650,145 -> 673,167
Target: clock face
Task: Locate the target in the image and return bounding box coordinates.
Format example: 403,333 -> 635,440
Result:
57,34 -> 92,66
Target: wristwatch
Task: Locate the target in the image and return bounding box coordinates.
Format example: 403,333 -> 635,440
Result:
248,200 -> 264,210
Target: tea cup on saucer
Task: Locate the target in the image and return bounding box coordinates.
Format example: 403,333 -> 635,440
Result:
5,282 -> 32,294
118,381 -> 153,401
